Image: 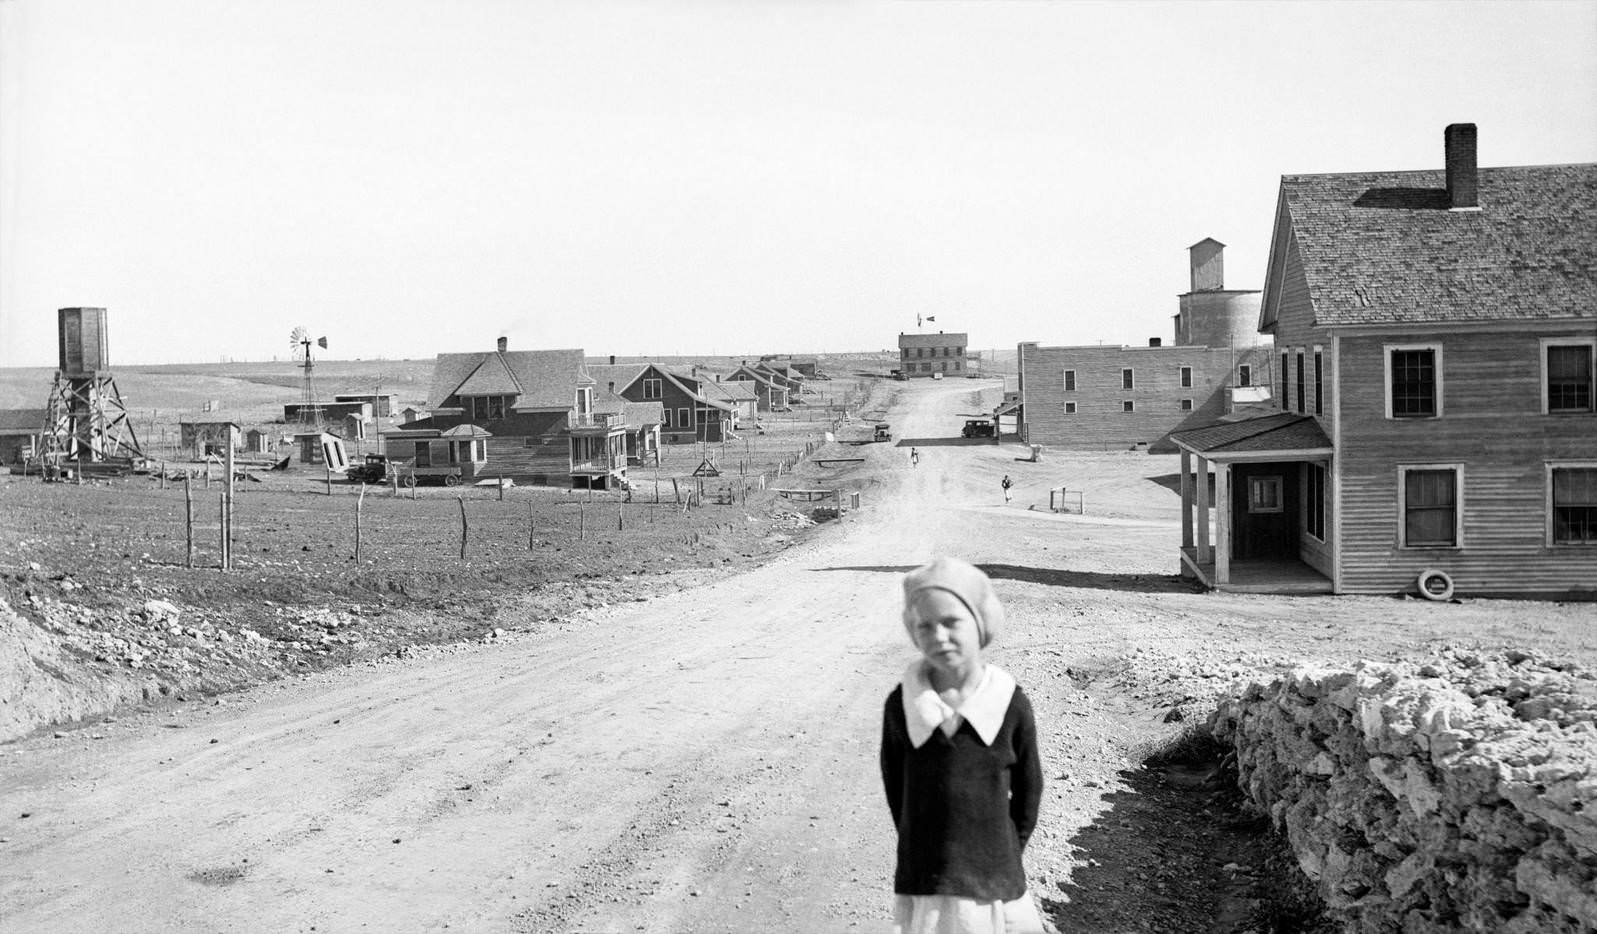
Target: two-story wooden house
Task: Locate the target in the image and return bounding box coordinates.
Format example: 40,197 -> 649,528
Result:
384,338 -> 632,489
605,363 -> 734,444
1172,124 -> 1596,599
726,364 -> 787,412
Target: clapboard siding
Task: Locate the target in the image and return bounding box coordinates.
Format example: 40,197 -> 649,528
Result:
484,438 -> 573,484
1020,344 -> 1269,451
1336,329 -> 1597,596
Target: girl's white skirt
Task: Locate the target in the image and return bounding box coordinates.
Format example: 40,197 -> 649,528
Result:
892,893 -> 1047,934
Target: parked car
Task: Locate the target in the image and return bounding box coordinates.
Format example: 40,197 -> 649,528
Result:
346,453 -> 399,483
872,422 -> 892,442
961,418 -> 996,439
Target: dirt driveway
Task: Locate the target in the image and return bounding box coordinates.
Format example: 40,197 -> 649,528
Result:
2,379 -> 1591,934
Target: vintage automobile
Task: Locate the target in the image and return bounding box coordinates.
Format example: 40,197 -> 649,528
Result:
961,418 -> 996,439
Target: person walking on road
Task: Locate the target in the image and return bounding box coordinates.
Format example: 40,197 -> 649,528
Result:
910,447 -> 920,468
1000,474 -> 1013,503
880,557 -> 1047,934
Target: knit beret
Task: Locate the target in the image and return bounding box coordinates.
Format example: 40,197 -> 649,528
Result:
901,556 -> 1005,648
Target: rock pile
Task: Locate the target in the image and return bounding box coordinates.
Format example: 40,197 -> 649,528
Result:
1207,650 -> 1596,933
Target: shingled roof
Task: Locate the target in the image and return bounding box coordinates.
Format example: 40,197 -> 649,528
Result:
429,349 -> 591,410
1271,162 -> 1597,327
1169,412 -> 1333,456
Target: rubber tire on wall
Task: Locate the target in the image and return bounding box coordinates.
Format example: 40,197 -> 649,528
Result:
1417,568 -> 1454,602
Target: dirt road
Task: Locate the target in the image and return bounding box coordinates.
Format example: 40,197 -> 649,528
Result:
3,379 -> 1592,933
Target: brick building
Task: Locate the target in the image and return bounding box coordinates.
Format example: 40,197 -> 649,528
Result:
898,331 -> 969,378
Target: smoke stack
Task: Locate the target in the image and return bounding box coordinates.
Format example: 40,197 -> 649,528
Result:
1445,123 -> 1478,210
497,336 -> 508,353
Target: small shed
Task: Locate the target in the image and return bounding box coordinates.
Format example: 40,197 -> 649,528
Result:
178,419 -> 241,457
343,413 -> 368,441
400,406 -> 425,424
0,409 -> 46,465
244,429 -> 272,454
294,431 -> 349,471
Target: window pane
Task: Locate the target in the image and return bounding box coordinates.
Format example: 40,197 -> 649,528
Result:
1404,469 -> 1456,545
1548,346 -> 1593,411
1392,350 -> 1436,417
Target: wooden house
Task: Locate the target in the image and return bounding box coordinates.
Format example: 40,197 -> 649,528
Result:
726,364 -> 789,411
1171,124 -> 1596,599
244,429 -> 272,454
703,377 -> 758,429
334,393 -> 396,419
178,419 -> 241,457
609,363 -> 734,444
0,409 -> 45,466
381,338 -> 633,489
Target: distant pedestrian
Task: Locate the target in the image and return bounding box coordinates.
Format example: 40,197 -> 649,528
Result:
1001,474 -> 1013,503
881,557 -> 1046,934
910,447 -> 920,468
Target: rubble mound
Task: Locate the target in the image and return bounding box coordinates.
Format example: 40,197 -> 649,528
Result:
1207,650 -> 1597,933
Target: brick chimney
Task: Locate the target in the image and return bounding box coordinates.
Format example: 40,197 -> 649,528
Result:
1445,123 -> 1478,210
608,354 -> 615,365
497,336 -> 508,353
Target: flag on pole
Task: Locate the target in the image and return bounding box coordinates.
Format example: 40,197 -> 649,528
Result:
926,316 -> 936,323
317,337 -> 328,349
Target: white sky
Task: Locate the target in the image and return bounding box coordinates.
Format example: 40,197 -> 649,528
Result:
1,0 -> 1594,366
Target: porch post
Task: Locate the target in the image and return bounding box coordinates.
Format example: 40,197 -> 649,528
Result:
1179,449 -> 1193,551
1195,454 -> 1210,564
1214,462 -> 1231,586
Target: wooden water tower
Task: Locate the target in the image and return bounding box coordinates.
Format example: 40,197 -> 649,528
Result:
39,307 -> 145,468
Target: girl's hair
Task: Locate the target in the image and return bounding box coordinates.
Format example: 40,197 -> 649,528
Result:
901,557 -> 1005,648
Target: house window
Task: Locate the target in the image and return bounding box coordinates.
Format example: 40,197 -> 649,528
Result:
488,396 -> 506,419
1180,366 -> 1192,389
1387,345 -> 1442,418
1238,364 -> 1252,387
1063,370 -> 1076,392
1279,353 -> 1289,410
954,361 -> 961,372
942,347 -> 950,357
1306,463 -> 1326,541
902,349 -> 910,360
1313,350 -> 1323,415
1064,401 -> 1077,414
955,347 -> 963,356
1248,476 -> 1283,514
661,408 -> 672,428
1551,466 -> 1597,545
1179,398 -> 1193,411
643,378 -> 663,400
577,387 -> 592,415
1296,352 -> 1306,413
1543,341 -> 1595,413
1401,466 -> 1461,547
677,407 -> 690,427
917,348 -> 925,358
1122,368 -> 1134,390
414,441 -> 431,467
1122,400 -> 1134,413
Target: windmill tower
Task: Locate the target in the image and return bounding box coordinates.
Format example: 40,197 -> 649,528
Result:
39,307 -> 145,469
291,326 -> 327,426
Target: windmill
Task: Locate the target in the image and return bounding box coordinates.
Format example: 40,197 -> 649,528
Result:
291,327 -> 328,426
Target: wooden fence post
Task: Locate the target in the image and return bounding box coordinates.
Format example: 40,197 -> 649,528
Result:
498,478 -> 504,501
184,475 -> 194,569
527,501 -> 535,551
218,494 -> 226,570
579,502 -> 587,540
224,445 -> 235,570
617,502 -> 624,531
325,465 -> 332,496
458,495 -> 468,560
672,478 -> 680,503
355,483 -> 366,562
160,461 -> 167,490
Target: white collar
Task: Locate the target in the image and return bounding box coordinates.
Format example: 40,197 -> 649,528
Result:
901,661 -> 1016,748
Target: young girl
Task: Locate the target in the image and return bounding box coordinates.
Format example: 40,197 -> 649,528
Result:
881,557 -> 1046,934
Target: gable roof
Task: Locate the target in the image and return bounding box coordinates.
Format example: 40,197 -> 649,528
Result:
1262,163 -> 1597,329
1169,412 -> 1333,456
703,379 -> 757,402
584,363 -> 650,394
729,365 -> 781,390
429,349 -> 589,409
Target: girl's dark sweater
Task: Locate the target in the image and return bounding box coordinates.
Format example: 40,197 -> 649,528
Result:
879,684 -> 1043,902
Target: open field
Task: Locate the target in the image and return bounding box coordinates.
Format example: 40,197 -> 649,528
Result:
1,377 -> 1592,933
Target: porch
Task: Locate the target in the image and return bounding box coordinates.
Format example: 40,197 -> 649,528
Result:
1179,547 -> 1332,594
1169,413 -> 1336,596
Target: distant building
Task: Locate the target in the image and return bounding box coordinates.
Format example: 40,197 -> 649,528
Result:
244,429 -> 272,454
0,409 -> 45,465
284,401 -> 371,423
178,419 -> 241,457
898,331 -> 969,378
1017,241 -> 1272,451
334,393 -> 396,419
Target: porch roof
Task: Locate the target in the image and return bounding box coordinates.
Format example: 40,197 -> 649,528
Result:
440,424 -> 493,439
1169,412 -> 1332,458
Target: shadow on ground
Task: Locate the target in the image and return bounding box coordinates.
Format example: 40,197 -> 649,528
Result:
892,437 -> 1003,448
812,563 -> 1201,595
1040,743 -> 1333,933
